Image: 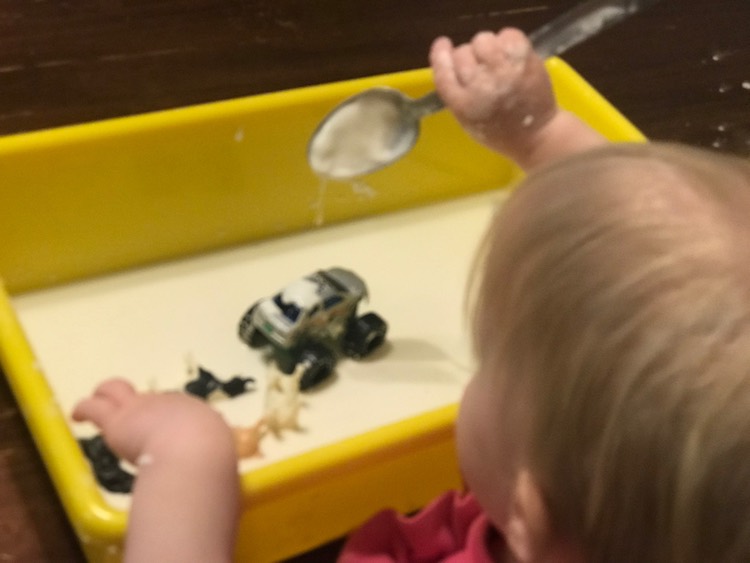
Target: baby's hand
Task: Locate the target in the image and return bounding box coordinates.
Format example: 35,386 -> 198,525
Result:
430,28 -> 557,162
72,378 -> 233,465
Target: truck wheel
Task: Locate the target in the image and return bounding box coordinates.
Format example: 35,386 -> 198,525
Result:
342,312 -> 387,359
275,350 -> 298,375
298,345 -> 336,391
238,305 -> 268,348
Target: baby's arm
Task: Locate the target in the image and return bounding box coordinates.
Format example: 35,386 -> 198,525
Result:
72,378 -> 240,563
430,28 -> 607,170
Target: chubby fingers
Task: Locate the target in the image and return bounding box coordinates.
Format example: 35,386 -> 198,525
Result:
430,35 -> 471,109
470,31 -> 498,65
72,377 -> 137,426
431,28 -> 530,102
431,34 -> 481,89
430,36 -> 455,84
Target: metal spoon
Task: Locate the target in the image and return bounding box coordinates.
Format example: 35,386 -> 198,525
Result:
307,0 -> 661,180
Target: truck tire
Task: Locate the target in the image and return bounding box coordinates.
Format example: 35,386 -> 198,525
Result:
342,312 -> 387,359
238,305 -> 268,348
298,344 -> 336,390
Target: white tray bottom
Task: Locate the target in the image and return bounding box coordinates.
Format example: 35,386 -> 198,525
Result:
14,189 -> 508,509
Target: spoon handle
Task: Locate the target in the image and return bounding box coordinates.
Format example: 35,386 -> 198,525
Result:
529,0 -> 662,58
411,91 -> 446,118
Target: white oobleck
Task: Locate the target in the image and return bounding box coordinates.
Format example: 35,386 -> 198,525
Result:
308,94 -> 414,180
13,189 -> 509,510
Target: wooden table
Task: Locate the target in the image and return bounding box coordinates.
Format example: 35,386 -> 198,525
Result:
1,1 -> 748,560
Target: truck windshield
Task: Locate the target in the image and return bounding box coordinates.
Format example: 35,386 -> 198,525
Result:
273,295 -> 301,322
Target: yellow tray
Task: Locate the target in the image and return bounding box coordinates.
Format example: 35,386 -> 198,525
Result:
0,58 -> 644,562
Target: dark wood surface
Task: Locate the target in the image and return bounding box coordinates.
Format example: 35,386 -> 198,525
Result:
1,1 -> 748,561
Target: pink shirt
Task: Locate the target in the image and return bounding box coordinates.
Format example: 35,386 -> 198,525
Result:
338,491 -> 497,562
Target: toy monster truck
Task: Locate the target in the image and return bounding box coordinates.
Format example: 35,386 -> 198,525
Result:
238,267 -> 387,390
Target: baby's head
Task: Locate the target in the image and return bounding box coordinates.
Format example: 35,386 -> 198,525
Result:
459,142 -> 750,562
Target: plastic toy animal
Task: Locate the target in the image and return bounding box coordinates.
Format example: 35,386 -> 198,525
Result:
264,362 -> 304,437
184,360 -> 255,400
232,417 -> 267,459
79,434 -> 134,494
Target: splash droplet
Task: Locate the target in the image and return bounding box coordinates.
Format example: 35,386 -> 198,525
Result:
311,178 -> 328,227
351,181 -> 377,199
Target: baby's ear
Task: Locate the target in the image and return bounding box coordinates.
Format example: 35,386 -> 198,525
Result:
505,470 -> 552,562
505,471 -> 583,563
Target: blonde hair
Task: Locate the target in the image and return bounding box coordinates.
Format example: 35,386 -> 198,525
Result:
471,142 -> 750,561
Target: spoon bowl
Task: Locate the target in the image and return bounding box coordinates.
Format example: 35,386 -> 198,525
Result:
307,87 -> 442,180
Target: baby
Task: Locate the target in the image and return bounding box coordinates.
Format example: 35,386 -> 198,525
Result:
73,28 -> 750,562
342,141 -> 750,561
